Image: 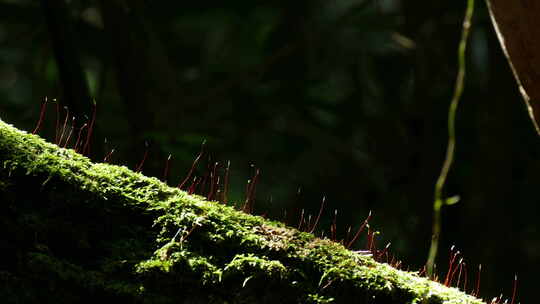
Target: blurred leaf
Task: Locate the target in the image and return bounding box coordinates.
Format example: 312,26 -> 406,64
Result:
444,195 -> 460,206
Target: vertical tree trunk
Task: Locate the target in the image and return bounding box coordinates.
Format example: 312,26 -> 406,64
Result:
40,0 -> 92,119
485,0 -> 540,135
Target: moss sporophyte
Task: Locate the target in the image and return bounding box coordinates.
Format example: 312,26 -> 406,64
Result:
0,116 -> 512,303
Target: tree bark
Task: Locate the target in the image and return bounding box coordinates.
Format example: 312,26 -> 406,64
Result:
40,0 -> 92,119
485,0 -> 540,135
0,118 -> 486,303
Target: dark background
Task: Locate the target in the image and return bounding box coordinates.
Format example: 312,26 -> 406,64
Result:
0,0 -> 537,301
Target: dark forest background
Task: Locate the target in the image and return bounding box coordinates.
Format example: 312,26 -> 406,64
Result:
0,0 -> 538,301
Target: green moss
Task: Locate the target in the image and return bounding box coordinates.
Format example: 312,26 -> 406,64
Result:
0,118 -> 487,304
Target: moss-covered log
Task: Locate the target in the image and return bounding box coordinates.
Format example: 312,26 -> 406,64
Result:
0,118 -> 485,303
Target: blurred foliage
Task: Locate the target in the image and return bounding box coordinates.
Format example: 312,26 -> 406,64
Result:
0,0 -> 539,300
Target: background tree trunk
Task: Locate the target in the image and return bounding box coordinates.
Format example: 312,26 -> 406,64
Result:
40,0 -> 92,118
486,0 -> 540,135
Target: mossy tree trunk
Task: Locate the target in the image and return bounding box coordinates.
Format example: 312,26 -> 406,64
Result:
0,118 -> 485,303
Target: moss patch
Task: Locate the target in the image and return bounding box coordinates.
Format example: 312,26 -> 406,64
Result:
0,118 -> 486,304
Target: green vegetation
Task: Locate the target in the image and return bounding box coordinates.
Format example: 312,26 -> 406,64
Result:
427,0 -> 475,276
0,119 -> 487,303
1,1 -> 535,299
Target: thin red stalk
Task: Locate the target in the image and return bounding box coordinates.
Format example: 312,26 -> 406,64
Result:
62,117 -> 75,148
444,246 -> 454,285
58,107 -> 69,145
511,274 -> 517,304
199,157 -> 213,195
346,211 -> 372,249
473,264 -> 482,297
330,209 -> 338,241
448,256 -> 462,286
214,176 -> 221,202
222,160 -> 230,203
188,177 -> 200,195
343,226 -> 352,246
206,162 -> 219,200
418,266 -> 427,277
102,138 -> 109,160
103,149 -> 115,163
54,100 -> 60,144
82,101 -> 97,156
308,196 -> 326,233
321,278 -> 336,290
242,178 -> 250,209
213,164 -> 220,197
389,256 -> 396,267
306,215 -> 313,231
179,225 -> 198,243
135,142 -> 149,172
243,167 -> 260,213
383,249 -> 390,264
32,97 -> 48,134
455,259 -> 464,289
366,229 -> 376,252
162,154 -> 172,183
178,140 -> 206,189
462,262 -> 468,293
297,209 -> 305,230
366,229 -> 371,251
74,123 -> 88,153
301,214 -> 308,232
377,242 -> 391,261
212,162 -> 219,185
444,247 -> 460,286
207,162 -> 219,200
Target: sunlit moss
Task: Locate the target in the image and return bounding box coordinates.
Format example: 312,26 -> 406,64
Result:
0,118 -> 486,303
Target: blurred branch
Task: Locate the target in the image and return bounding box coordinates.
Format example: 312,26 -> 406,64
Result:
40,0 -> 91,119
426,0 -> 475,277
